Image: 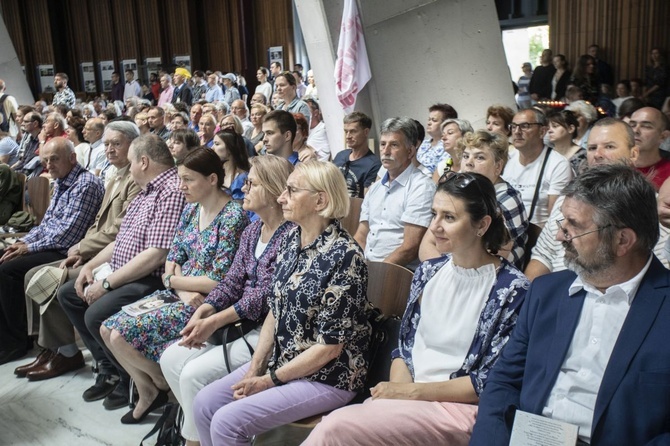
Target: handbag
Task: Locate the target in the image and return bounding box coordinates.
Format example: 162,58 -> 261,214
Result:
207,319 -> 259,373
140,402 -> 183,446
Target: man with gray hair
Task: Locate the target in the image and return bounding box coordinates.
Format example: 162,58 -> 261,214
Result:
14,121 -> 143,383
58,134 -> 185,409
503,108 -> 573,226
0,137 -> 104,365
472,164 -> 670,446
354,117 -> 435,269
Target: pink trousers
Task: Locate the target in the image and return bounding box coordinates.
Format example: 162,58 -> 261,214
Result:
303,397 -> 478,446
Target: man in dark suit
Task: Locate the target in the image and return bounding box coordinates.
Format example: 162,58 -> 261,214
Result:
172,67 -> 193,105
471,164 -> 670,445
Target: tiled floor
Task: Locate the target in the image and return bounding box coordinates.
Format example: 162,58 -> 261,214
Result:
0,347 -> 156,446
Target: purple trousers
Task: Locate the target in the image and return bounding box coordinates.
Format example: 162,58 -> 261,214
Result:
193,362 -> 356,445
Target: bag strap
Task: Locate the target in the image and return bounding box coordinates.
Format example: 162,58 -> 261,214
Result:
139,403 -> 173,446
223,322 -> 255,374
527,147 -> 552,222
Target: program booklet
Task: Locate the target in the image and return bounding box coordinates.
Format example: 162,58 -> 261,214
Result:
122,290 -> 179,317
510,410 -> 579,446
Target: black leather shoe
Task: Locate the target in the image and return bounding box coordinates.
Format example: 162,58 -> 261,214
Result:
82,374 -> 119,402
120,390 -> 169,424
103,381 -> 131,410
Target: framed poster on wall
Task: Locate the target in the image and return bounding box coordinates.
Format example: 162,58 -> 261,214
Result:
268,46 -> 284,70
37,64 -> 55,93
121,59 -> 138,82
99,60 -> 115,92
173,56 -> 191,72
80,62 -> 97,94
144,57 -> 161,83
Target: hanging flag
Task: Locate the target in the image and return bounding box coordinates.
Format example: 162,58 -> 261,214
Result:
334,0 -> 372,112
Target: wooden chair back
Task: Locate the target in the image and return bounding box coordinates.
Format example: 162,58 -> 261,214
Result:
16,173 -> 26,211
25,176 -> 51,225
366,261 -> 414,317
340,197 -> 363,236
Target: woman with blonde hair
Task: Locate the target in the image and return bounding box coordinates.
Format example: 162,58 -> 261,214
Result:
193,160 -> 371,446
432,118 -> 474,182
160,155 -> 295,446
249,103 -> 268,154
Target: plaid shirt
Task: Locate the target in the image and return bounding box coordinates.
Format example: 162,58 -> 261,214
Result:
22,164 -> 104,254
52,87 -> 76,109
496,181 -> 529,268
110,167 -> 185,276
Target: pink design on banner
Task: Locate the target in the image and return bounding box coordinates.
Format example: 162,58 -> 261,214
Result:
335,0 -> 372,113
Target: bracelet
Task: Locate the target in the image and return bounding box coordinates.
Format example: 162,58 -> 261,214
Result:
270,368 -> 285,386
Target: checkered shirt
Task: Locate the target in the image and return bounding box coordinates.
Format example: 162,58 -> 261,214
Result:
110,167 -> 185,276
496,180 -> 529,268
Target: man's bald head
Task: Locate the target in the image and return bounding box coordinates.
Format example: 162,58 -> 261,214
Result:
41,137 -> 77,180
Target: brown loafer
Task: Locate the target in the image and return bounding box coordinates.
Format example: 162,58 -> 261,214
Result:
26,351 -> 85,381
14,349 -> 55,377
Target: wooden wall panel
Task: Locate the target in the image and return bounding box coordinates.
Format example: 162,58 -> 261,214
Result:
0,0 -> 27,65
111,0 -> 139,60
135,0 -> 162,60
23,0 -> 54,64
253,0 -> 294,70
202,1 -> 234,71
164,0 -> 191,58
66,0 -> 93,61
549,0 -> 670,84
87,0 -> 116,61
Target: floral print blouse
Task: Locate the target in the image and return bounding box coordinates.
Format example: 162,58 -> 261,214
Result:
166,201 -> 248,280
392,255 -> 529,395
204,220 -> 295,322
269,220 -> 372,392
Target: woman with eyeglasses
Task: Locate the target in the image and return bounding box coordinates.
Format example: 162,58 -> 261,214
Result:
546,109 -> 585,174
193,160 -> 371,446
305,171 -> 529,446
211,129 -> 251,200
100,148 -> 249,425
420,130 -> 529,268
159,155 -> 294,446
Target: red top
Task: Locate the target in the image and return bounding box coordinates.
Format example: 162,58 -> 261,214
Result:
637,157 -> 670,190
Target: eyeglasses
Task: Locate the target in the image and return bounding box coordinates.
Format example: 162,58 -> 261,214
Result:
284,185 -> 317,197
243,178 -> 257,189
555,218 -> 612,242
509,122 -> 543,132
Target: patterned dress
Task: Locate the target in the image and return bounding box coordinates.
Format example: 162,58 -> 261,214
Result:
392,255 -> 529,395
103,200 -> 248,361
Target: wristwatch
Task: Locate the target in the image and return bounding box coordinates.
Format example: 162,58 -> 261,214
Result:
270,368 -> 285,386
163,274 -> 174,290
102,278 -> 113,291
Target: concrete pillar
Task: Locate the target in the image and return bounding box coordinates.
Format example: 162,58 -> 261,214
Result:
0,13 -> 34,105
294,0 -> 515,156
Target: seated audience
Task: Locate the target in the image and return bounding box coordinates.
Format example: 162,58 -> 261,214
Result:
198,114 -> 216,148
629,106 -> 670,189
432,118 -> 474,181
546,109 -> 584,173
273,71 -> 311,124
0,137 -> 104,364
248,103 -> 268,154
167,129 -> 200,165
192,161 -> 371,445
416,103 -> 458,173
262,110 -> 300,165
502,108 -> 573,227
305,171 -> 529,445
0,163 -> 22,225
100,148 -> 248,424
292,112 -> 317,162
160,155 -> 294,445
565,100 -> 598,149
211,129 -> 251,200
0,130 -> 19,166
354,117 -> 435,269
304,98 -> 330,161
65,116 -> 90,168
15,121 -> 141,381
57,134 -> 185,409
333,112 -> 381,198
471,164 -> 670,446
420,130 -> 528,268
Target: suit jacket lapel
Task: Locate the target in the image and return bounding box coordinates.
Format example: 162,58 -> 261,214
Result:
533,286 -> 587,413
592,257 -> 669,431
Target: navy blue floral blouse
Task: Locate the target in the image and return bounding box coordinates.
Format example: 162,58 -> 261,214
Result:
392,255 -> 529,395
269,220 -> 372,392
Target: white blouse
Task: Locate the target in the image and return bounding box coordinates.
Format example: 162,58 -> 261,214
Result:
411,260 -> 496,383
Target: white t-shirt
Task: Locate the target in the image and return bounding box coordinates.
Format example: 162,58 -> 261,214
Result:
502,147 -> 573,226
